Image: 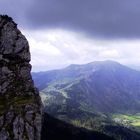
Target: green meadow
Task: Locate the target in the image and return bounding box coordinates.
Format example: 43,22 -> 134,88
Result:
112,113 -> 140,131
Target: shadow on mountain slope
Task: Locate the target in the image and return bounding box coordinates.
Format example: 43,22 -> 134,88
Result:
41,113 -> 116,140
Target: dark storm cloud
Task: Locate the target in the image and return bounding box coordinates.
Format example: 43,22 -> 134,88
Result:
0,0 -> 33,27
1,0 -> 140,38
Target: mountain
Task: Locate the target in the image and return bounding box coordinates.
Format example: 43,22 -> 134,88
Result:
33,60 -> 140,139
0,15 -> 42,140
33,60 -> 140,114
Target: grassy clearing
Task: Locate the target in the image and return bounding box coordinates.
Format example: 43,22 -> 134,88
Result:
132,122 -> 140,126
112,113 -> 140,127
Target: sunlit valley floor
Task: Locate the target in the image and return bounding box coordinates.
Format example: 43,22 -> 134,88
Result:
32,60 -> 140,140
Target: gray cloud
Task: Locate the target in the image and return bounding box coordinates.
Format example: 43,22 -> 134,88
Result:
1,0 -> 140,38
0,0 -> 33,27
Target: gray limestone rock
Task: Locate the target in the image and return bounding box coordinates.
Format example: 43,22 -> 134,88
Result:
0,15 -> 42,140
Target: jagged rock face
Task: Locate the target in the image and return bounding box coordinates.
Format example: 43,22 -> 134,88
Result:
0,15 -> 42,140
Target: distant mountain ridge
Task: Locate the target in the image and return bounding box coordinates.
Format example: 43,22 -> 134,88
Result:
32,60 -> 140,113
32,60 -> 139,90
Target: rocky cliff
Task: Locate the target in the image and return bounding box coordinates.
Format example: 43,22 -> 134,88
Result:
0,15 -> 42,140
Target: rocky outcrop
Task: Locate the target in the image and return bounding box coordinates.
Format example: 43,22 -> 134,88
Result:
0,15 -> 42,140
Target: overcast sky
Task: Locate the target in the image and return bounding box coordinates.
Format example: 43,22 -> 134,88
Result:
1,0 -> 140,71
